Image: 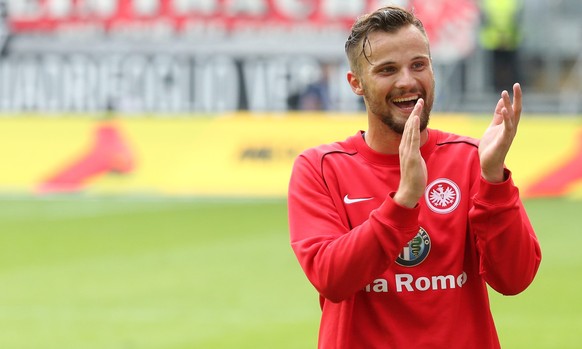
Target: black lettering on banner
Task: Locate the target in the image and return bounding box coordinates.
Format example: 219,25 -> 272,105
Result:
240,147 -> 272,161
239,145 -> 300,162
0,52 -> 360,113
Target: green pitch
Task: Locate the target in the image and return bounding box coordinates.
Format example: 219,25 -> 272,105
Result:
0,196 -> 579,348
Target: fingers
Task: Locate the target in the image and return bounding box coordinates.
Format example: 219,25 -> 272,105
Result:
512,83 -> 522,125
409,98 -> 423,147
480,84 -> 522,183
401,98 -> 424,150
501,107 -> 512,133
492,98 -> 505,125
396,98 -> 427,207
502,83 -> 522,130
513,83 -> 522,112
499,83 -> 522,112
501,90 -> 514,130
413,98 -> 425,117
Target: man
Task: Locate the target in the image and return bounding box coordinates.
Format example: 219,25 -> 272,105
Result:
288,6 -> 541,349
479,0 -> 524,92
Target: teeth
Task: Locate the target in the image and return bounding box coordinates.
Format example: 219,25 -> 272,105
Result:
393,96 -> 418,103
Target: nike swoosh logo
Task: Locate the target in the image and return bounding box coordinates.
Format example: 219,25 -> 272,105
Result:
343,195 -> 374,204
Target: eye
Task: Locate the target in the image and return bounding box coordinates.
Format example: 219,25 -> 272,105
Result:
412,61 -> 427,71
379,66 -> 397,74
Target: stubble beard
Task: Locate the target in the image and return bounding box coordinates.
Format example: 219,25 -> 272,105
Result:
366,92 -> 433,135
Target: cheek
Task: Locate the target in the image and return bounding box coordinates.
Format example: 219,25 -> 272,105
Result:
422,73 -> 435,92
370,79 -> 395,97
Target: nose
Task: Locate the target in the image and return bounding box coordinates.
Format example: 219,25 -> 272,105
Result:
395,68 -> 415,89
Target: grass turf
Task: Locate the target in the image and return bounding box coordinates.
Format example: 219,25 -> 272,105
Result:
0,196 -> 578,348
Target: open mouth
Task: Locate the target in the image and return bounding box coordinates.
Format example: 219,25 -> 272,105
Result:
392,96 -> 419,110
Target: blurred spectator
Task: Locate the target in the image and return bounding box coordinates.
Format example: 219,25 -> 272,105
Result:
0,0 -> 10,56
298,64 -> 332,111
479,0 -> 524,92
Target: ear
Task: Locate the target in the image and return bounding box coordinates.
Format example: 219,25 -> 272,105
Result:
347,71 -> 364,96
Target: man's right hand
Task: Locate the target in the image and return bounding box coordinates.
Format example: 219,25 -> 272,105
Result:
393,99 -> 427,208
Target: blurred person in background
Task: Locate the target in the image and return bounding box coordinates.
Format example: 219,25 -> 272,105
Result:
479,0 -> 524,92
0,0 -> 10,56
298,63 -> 332,111
288,5 -> 541,349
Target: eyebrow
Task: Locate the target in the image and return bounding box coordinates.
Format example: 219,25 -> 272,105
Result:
371,55 -> 429,68
372,60 -> 396,67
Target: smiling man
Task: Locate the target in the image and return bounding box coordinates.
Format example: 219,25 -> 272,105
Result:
288,6 -> 541,349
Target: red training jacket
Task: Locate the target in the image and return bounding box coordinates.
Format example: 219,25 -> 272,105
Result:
288,129 -> 541,349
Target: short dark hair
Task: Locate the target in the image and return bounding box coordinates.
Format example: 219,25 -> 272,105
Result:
345,6 -> 428,74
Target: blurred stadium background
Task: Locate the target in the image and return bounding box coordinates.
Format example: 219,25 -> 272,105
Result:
0,0 -> 580,348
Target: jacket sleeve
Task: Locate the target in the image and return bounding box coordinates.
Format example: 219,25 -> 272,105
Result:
288,153 -> 420,303
469,169 -> 542,295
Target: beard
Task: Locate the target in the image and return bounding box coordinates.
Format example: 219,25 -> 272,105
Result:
380,100 -> 432,134
363,83 -> 434,135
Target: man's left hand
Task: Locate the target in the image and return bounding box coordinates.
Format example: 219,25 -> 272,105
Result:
479,83 -> 522,183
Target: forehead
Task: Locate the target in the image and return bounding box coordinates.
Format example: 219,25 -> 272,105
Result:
363,25 -> 430,66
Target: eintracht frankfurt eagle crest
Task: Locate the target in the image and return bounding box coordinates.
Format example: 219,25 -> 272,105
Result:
425,178 -> 461,214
